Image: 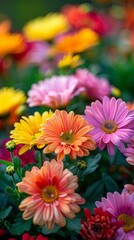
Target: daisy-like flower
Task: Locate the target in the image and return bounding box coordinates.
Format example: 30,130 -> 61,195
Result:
0,33 -> 26,57
124,136 -> 134,165
54,28 -> 99,54
58,53 -> 82,69
84,96 -> 134,155
0,87 -> 26,129
96,189 -> 134,240
125,180 -> 134,194
75,68 -> 112,100
80,207 -> 122,240
23,13 -> 69,41
16,159 -> 85,229
10,110 -> 53,155
27,75 -> 84,109
38,110 -> 95,162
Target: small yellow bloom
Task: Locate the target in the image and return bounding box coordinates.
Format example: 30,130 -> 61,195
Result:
0,33 -> 26,57
111,87 -> 121,97
58,53 -> 83,69
55,28 -> 99,53
10,111 -> 54,155
23,13 -> 69,41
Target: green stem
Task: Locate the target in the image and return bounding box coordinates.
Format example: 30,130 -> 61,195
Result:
37,150 -> 43,168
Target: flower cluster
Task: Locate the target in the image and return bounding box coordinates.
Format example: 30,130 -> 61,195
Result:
0,1 -> 134,240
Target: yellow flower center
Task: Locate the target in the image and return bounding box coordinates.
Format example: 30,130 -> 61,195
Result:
117,214 -> 134,232
101,120 -> 117,134
60,130 -> 74,144
41,185 -> 59,203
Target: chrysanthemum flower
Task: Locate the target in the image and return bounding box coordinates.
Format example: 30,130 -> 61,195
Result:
16,159 -> 85,229
96,189 -> 134,240
38,110 -> 95,162
0,87 -> 26,129
27,75 -> 84,109
125,180 -> 134,194
84,96 -> 134,155
75,68 -> 112,100
54,28 -> 99,53
0,33 -> 26,57
80,207 -> 122,240
58,53 -> 82,69
10,111 -> 53,155
124,136 -> 134,165
23,13 -> 69,41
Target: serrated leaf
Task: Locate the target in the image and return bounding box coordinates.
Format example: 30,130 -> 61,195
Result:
102,173 -> 118,192
83,179 -> 104,202
66,218 -> 81,233
82,154 -> 101,176
0,206 -> 12,219
42,224 -> 60,235
4,218 -> 32,235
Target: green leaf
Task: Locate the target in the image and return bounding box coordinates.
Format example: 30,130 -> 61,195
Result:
5,186 -> 19,205
4,218 -> 32,235
83,179 -> 104,202
0,206 -> 12,219
0,159 -> 13,166
102,173 -> 118,192
13,157 -> 21,171
82,154 -> 101,177
66,218 -> 81,233
42,224 -> 60,235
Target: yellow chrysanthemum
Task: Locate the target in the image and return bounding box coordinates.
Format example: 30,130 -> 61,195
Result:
0,87 -> 26,116
0,33 -> 26,57
23,13 -> 69,41
54,28 -> 99,53
58,53 -> 82,69
10,110 -> 54,155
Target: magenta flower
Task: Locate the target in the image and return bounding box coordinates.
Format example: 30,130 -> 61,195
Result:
84,96 -> 134,155
75,68 -> 112,100
96,189 -> 134,240
124,136 -> 134,165
27,75 -> 84,109
125,180 -> 134,194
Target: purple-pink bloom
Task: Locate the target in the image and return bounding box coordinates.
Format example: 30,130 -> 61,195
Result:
95,189 -> 134,240
27,75 -> 84,109
124,136 -> 134,165
75,68 -> 112,100
84,96 -> 134,155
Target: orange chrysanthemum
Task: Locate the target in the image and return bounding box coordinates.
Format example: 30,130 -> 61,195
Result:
54,28 -> 99,54
38,110 -> 96,161
0,33 -> 26,57
16,159 -> 85,229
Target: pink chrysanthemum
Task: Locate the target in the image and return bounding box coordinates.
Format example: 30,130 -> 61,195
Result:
96,189 -> 134,240
38,109 -> 95,162
84,96 -> 134,155
75,68 -> 112,100
16,159 -> 85,229
124,180 -> 134,194
27,75 -> 84,109
80,207 -> 122,240
124,136 -> 134,165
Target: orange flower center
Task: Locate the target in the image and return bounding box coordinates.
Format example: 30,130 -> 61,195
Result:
60,130 -> 75,144
101,120 -> 117,134
117,214 -> 134,232
41,185 -> 59,203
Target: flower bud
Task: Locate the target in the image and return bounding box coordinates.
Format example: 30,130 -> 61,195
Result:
6,166 -> 15,175
6,140 -> 16,152
77,160 -> 87,169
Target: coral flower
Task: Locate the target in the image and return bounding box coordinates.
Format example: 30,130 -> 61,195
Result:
10,111 -> 53,155
96,189 -> 134,240
27,75 -> 84,109
54,28 -> 99,53
38,110 -> 95,162
0,33 -> 26,57
16,159 -> 85,229
84,96 -> 134,155
75,68 -> 112,100
124,136 -> 134,165
80,207 -> 122,240
23,13 -> 69,41
0,87 -> 26,129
